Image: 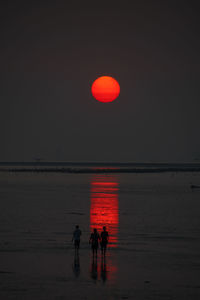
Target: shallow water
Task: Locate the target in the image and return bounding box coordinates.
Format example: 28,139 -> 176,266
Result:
0,172 -> 200,299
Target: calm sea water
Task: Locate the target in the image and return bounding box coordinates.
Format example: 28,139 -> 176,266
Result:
0,171 -> 200,299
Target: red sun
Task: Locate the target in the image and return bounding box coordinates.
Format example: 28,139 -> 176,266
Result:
91,76 -> 120,103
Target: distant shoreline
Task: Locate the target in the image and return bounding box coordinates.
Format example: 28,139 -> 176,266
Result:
0,162 -> 200,167
1,162 -> 200,173
1,167 -> 200,173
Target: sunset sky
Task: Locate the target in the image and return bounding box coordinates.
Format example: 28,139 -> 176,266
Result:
1,1 -> 200,162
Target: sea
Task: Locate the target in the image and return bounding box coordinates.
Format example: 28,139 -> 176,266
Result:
0,162 -> 200,299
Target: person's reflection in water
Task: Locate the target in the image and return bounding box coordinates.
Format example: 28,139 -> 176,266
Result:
101,253 -> 107,283
72,250 -> 80,278
90,254 -> 98,281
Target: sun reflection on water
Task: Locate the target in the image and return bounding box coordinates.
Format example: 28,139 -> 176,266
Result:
90,175 -> 119,282
90,175 -> 119,248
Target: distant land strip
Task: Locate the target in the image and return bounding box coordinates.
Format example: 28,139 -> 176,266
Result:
1,167 -> 200,173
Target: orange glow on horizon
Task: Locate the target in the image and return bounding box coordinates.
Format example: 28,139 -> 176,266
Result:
91,76 -> 120,103
90,175 -> 119,248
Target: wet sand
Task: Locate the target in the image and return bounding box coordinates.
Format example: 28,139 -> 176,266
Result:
0,172 -> 200,299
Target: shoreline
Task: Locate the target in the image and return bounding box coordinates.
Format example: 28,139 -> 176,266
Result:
1,167 -> 200,173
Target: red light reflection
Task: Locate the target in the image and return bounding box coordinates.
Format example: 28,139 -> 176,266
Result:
90,175 -> 119,248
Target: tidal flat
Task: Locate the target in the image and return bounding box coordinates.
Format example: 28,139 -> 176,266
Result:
0,171 -> 200,299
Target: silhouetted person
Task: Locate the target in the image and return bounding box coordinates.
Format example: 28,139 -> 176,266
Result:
101,226 -> 109,255
72,225 -> 82,252
73,250 -> 80,277
89,228 -> 100,256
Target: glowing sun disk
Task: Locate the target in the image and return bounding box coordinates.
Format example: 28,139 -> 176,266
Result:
91,76 -> 120,103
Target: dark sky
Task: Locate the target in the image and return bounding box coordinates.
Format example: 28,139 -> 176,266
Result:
1,1 -> 200,162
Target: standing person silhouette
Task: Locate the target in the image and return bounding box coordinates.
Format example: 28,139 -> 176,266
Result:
101,226 -> 109,255
89,228 -> 100,256
72,225 -> 82,252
